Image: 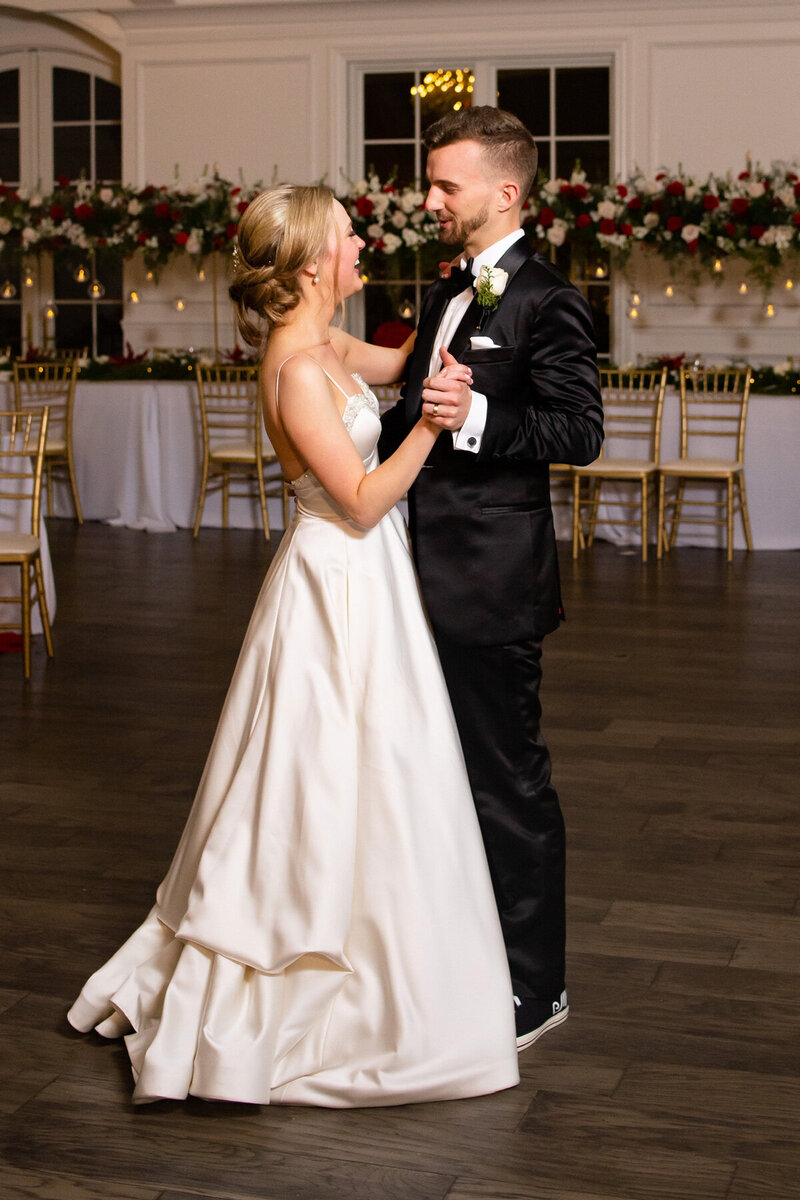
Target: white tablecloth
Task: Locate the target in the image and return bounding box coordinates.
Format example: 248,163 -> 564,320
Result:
0,380 -> 797,549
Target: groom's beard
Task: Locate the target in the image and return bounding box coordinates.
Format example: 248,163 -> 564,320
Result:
437,205 -> 490,247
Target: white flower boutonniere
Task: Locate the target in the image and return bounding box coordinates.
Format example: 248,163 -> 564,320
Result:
474,265 -> 509,313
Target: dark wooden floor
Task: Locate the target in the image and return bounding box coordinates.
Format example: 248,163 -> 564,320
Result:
1,520 -> 799,1200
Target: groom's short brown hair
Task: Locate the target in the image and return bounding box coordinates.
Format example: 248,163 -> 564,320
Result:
423,106 -> 538,202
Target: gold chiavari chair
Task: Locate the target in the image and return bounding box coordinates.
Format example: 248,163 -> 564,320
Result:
193,363 -> 289,540
657,366 -> 753,562
0,408 -> 54,679
49,346 -> 88,362
13,358 -> 82,522
571,367 -> 668,562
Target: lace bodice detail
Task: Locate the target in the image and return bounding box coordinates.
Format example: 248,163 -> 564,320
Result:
342,374 -> 380,431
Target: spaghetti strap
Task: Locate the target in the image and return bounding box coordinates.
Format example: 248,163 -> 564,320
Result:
274,353 -> 356,408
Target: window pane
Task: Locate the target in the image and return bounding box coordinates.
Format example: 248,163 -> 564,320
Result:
418,68 -> 474,132
55,304 -> 93,353
0,127 -> 20,183
364,143 -> 415,187
364,284 -> 417,345
95,76 -> 121,120
0,303 -> 22,356
556,139 -> 609,184
555,67 -> 609,136
365,73 -> 414,139
97,302 -> 123,356
54,254 -> 92,301
496,69 -> 550,136
0,69 -> 19,123
95,124 -> 122,182
53,67 -> 91,122
585,283 -> 610,356
53,124 -> 92,181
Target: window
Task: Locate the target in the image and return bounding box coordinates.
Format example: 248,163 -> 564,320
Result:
0,67 -> 21,354
357,62 -> 611,357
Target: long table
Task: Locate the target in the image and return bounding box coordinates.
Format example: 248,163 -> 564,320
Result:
1,379 -> 798,548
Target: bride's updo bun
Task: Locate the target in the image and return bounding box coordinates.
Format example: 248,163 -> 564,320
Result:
229,184 -> 334,350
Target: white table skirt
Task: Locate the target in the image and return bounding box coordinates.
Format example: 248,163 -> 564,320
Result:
0,465 -> 57,635
0,379 -> 797,550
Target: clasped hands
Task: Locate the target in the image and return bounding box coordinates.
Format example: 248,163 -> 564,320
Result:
422,347 -> 473,432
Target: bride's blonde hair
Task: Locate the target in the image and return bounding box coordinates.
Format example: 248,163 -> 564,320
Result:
229,184 -> 335,350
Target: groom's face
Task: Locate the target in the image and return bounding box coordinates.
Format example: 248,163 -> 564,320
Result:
424,140 -> 495,253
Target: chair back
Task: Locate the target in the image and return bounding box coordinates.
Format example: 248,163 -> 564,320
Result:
13,359 -> 79,448
597,367 -> 668,462
0,408 -> 49,535
49,346 -> 88,361
196,363 -> 262,458
678,367 -> 751,463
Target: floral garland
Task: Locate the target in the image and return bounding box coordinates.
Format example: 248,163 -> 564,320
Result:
1,162 -> 799,289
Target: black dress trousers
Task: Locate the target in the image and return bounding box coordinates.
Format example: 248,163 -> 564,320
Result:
434,633 -> 566,1002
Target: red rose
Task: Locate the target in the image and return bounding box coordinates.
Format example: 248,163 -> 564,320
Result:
731,197 -> 749,215
0,184 -> 7,196
356,196 -> 374,217
703,194 -> 720,211
616,184 -> 628,199
599,218 -> 616,234
576,213 -> 592,229
538,206 -> 555,228
230,187 -> 241,196
738,171 -> 751,180
73,203 -> 94,220
620,222 -> 633,236
666,215 -> 683,232
140,186 -> 155,200
573,184 -> 588,199
762,179 -> 771,191
656,172 -> 666,182
137,232 -> 148,243
96,236 -> 106,246
383,185 -> 396,195
685,238 -> 699,253
237,200 -> 249,214
749,224 -> 766,239
374,238 -> 385,250
174,231 -> 189,246
787,172 -> 799,182
50,204 -> 65,221
627,196 -> 642,211
225,222 -> 238,239
794,181 -> 800,199
57,174 -> 70,188
667,180 -> 685,196
559,185 -> 573,197
170,208 -> 182,221
792,212 -> 800,227
650,198 -> 663,213
214,235 -> 224,248
154,202 -> 170,218
724,221 -> 737,237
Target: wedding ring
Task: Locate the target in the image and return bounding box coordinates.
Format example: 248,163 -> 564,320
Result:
432,403 -> 439,417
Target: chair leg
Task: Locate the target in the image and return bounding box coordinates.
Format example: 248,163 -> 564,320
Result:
585,480 -> 600,548
656,474 -> 665,559
257,468 -> 270,543
33,555 -> 54,659
640,477 -> 648,563
726,476 -> 734,562
20,562 -> 32,679
45,462 -> 54,518
66,448 -> 84,524
282,481 -> 291,528
737,473 -> 754,551
193,458 -> 209,537
571,473 -> 582,559
669,480 -> 685,549
222,471 -> 229,529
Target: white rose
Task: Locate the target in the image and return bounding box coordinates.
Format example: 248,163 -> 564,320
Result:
390,210 -> 408,229
370,193 -> 390,216
30,194 -> 43,208
681,224 -> 701,242
185,234 -> 202,256
476,264 -> 509,295
546,220 -> 568,247
99,187 -> 114,203
778,187 -> 796,207
366,223 -> 384,239
402,227 -> 424,247
597,199 -> 617,219
634,226 -> 650,239
570,168 -> 587,186
644,212 -> 660,228
543,178 -> 565,197
0,218 -> 10,235
685,186 -> 700,201
747,180 -> 766,198
127,199 -> 142,216
21,227 -> 38,244
640,178 -> 662,196
410,210 -> 427,226
381,232 -> 402,254
399,190 -> 424,213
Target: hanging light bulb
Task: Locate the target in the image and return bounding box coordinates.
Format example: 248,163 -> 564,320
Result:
1,280 -> 16,299
738,282 -> 748,295
359,269 -> 370,284
128,289 -> 140,304
664,284 -> 674,298
631,292 -> 641,306
628,304 -> 639,320
23,267 -> 35,288
713,258 -> 724,273
196,266 -> 206,282
785,278 -> 794,291
73,263 -> 90,284
145,269 -> 155,282
87,279 -> 105,299
594,264 -> 608,279
43,300 -> 58,320
398,299 -> 416,320
174,297 -> 186,312
765,303 -> 775,318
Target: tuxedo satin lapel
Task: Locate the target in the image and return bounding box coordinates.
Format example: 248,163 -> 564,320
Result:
405,281 -> 452,421
447,238 -> 534,358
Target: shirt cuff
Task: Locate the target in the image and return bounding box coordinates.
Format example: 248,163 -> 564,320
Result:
452,390 -> 487,454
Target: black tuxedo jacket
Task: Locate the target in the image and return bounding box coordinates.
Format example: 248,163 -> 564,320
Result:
379,237 -> 603,646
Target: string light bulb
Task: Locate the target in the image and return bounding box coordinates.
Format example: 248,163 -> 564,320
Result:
738,282 -> 748,295
785,279 -> 794,290
1,280 -> 16,299
174,297 -> 186,312
196,266 -> 206,282
73,263 -> 89,284
399,299 -> 416,320
43,300 -> 58,320
628,304 -> 639,320
594,264 -> 608,279
631,292 -> 641,305
145,270 -> 155,282
713,258 -> 724,273
23,268 -> 35,288
410,69 -> 475,110
765,303 -> 775,318
664,284 -> 674,298
87,279 -> 105,299
128,289 -> 140,304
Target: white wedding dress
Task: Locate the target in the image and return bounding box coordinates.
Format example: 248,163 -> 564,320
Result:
68,370 -> 519,1106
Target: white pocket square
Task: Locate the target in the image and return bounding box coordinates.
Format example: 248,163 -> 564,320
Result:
469,335 -> 502,349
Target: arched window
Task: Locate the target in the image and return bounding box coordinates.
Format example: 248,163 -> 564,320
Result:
0,14 -> 122,357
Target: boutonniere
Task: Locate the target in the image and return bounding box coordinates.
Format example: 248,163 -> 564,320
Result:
474,265 -> 509,313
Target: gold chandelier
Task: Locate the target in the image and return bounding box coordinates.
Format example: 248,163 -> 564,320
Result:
410,69 -> 474,112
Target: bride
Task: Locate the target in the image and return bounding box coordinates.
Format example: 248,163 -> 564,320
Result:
68,184 -> 520,1107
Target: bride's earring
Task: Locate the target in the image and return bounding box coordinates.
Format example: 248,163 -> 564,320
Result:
312,274 -> 319,285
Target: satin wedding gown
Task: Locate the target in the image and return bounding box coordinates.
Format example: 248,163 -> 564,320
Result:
68,368 -> 520,1106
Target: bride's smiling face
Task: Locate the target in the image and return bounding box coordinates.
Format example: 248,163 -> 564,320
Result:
325,199 -> 365,299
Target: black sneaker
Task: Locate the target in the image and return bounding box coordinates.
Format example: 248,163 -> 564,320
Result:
514,990 -> 569,1052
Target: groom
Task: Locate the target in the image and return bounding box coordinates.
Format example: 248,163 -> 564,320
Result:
380,107 -> 603,1050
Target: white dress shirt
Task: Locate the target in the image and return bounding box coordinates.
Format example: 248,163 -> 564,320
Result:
428,228 -> 525,454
